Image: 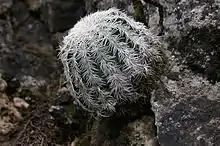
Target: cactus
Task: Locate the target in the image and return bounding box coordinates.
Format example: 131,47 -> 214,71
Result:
58,8 -> 167,117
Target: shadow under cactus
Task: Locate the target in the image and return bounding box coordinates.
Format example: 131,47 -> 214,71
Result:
89,95 -> 158,146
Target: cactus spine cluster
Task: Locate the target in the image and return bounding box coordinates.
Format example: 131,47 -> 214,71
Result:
59,8 -> 167,117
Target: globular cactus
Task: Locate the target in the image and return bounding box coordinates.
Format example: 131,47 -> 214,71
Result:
58,8 -> 167,117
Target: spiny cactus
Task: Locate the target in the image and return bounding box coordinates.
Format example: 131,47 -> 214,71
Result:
58,8 -> 167,117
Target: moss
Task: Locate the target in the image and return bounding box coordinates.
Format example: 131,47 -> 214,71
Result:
132,0 -> 147,26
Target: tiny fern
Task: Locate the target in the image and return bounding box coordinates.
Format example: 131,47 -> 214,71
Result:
58,8 -> 167,117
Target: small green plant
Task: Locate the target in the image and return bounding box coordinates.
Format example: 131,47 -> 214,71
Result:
58,8 -> 167,117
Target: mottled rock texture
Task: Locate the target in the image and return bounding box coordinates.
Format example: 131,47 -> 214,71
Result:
0,2 -> 56,80
41,0 -> 86,32
0,0 -> 12,14
152,60 -> 220,146
160,0 -> 220,83
85,0 -> 135,15
150,1 -> 220,145
0,0 -> 86,145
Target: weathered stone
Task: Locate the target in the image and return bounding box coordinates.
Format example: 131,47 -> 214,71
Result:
13,97 -> 29,109
10,1 -> 29,27
0,0 -> 76,145
126,116 -> 158,146
0,19 -> 13,53
41,0 -> 86,32
0,96 -> 22,135
151,60 -> 220,146
139,4 -> 220,145
85,0 -> 135,15
24,0 -> 44,10
49,88 -> 89,144
149,0 -> 220,82
0,3 -> 47,78
0,74 -> 7,92
174,27 -> 220,83
0,0 -> 12,14
0,16 -> 58,80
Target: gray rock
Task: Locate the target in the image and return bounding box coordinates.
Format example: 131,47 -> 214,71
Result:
126,116 -> 159,146
0,0 -> 86,145
152,0 -> 220,82
151,60 -> 220,146
0,0 -> 12,14
24,0 -> 44,10
0,2 -> 58,79
146,1 -> 220,144
0,74 -> 7,92
41,0 -> 86,32
10,1 -> 29,27
85,0 -> 135,16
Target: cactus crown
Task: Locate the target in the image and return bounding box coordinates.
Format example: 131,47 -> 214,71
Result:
59,8 -> 167,117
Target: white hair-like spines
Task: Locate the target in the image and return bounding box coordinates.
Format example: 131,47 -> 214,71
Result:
58,8 -> 167,117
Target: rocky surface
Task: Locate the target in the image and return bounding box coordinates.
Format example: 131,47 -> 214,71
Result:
85,0 -> 135,15
152,60 -> 220,146
0,95 -> 22,136
41,0 -> 86,32
0,0 -> 86,145
149,0 -> 220,145
160,0 -> 220,83
0,0 -> 12,14
126,116 -> 158,146
0,74 -> 21,144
